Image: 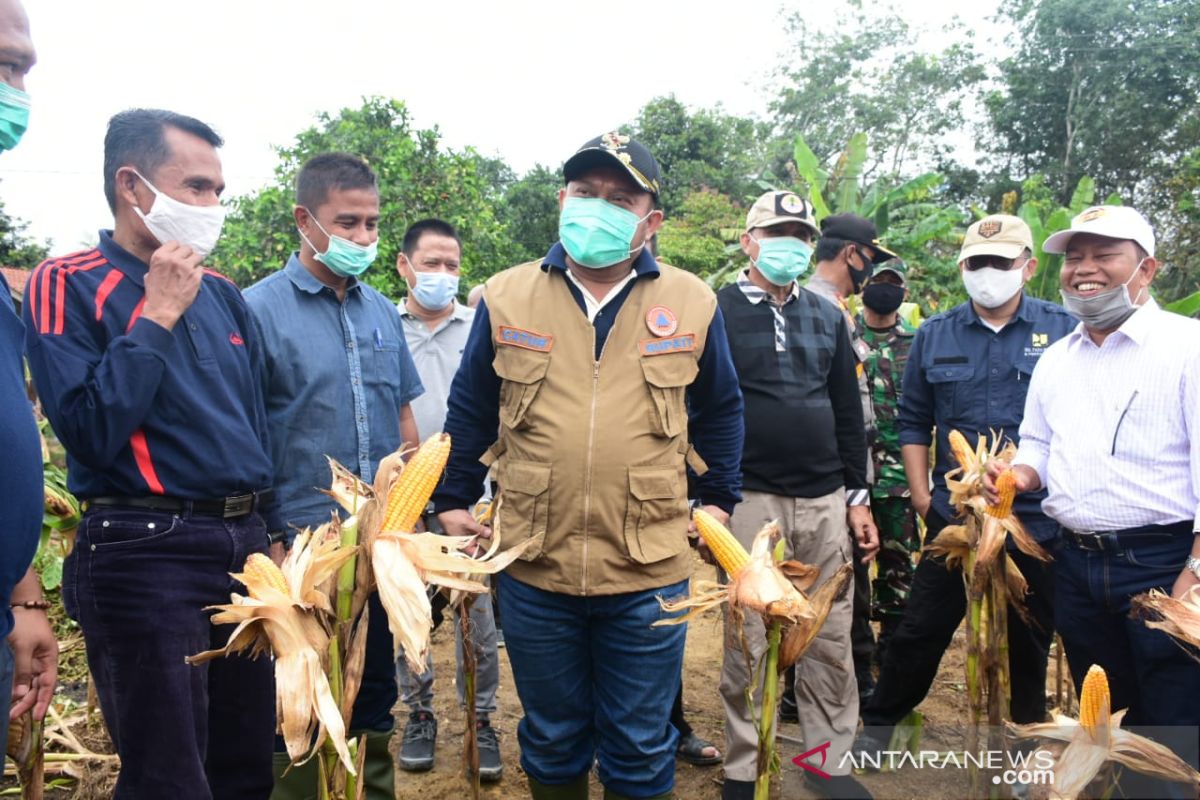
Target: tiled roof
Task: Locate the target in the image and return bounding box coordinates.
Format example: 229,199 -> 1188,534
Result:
1,266 -> 31,300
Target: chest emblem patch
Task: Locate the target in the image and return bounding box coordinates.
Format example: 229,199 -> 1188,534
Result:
640,334 -> 697,356
1031,332 -> 1048,348
496,325 -> 554,352
646,305 -> 678,337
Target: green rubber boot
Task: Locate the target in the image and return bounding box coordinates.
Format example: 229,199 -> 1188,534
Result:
527,772 -> 589,800
603,788 -> 673,800
269,727 -> 395,800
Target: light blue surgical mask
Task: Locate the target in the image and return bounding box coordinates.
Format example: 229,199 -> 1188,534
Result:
299,209 -> 378,277
0,83 -> 30,152
410,270 -> 460,310
559,197 -> 652,269
750,235 -> 814,286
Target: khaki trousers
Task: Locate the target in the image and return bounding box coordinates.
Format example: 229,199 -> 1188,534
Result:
718,489 -> 858,781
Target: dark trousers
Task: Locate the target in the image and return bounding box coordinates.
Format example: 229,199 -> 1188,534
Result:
851,556 -> 875,669
64,507 -> 275,800
863,510 -> 1054,730
1055,530 -> 1200,797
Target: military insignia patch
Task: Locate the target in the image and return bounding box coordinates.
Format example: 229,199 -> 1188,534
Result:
640,334 -> 697,356
496,325 -> 554,352
646,305 -> 678,337
1032,333 -> 1048,348
601,131 -> 630,151
1080,207 -> 1106,222
977,220 -> 1002,239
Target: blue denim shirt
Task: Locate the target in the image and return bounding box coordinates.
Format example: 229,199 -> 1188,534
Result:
898,295 -> 1076,540
245,255 -> 423,536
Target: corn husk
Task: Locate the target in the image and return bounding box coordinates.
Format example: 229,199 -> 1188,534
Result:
188,527 -> 358,774
1011,664 -> 1200,799
1132,586 -> 1200,652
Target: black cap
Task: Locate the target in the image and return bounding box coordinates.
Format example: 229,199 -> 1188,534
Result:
819,213 -> 899,263
563,132 -> 661,197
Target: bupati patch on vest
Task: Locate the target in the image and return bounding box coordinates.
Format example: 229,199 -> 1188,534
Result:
640,334 -> 697,356
496,325 -> 554,352
645,305 -> 679,337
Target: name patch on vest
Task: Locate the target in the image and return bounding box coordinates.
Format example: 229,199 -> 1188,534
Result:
497,325 -> 554,352
640,334 -> 697,356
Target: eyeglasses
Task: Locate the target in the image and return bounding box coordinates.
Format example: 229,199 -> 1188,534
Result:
966,254 -> 1026,271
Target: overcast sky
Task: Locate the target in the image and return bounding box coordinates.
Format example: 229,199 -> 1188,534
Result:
0,0 -> 1000,253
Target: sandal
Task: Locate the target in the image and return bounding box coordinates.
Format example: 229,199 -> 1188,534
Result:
676,731 -> 723,766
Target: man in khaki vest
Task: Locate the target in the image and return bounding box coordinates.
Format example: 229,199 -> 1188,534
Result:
433,133 -> 744,800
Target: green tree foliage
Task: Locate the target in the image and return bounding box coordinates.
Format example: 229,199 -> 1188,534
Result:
629,95 -> 769,216
656,189 -> 745,285
496,165 -> 561,265
770,3 -> 984,179
211,97 -> 518,298
986,0 -> 1200,207
0,189 -> 49,270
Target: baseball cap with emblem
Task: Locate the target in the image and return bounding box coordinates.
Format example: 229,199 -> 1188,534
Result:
958,214 -> 1033,263
1042,205 -> 1155,257
819,213 -> 899,263
873,260 -> 908,284
745,190 -> 819,237
563,132 -> 662,198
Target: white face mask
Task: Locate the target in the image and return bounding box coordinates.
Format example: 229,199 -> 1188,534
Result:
961,265 -> 1025,309
131,169 -> 226,258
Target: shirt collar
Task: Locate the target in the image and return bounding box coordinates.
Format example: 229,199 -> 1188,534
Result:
97,229 -> 150,286
399,298 -> 472,323
542,241 -> 662,280
284,251 -> 362,296
962,292 -> 1033,330
1065,297 -> 1160,350
737,268 -> 799,305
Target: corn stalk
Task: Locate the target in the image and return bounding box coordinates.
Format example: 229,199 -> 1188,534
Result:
459,597 -> 480,800
754,618 -> 783,800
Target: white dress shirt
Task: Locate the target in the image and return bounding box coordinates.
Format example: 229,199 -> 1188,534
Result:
1014,299 -> 1200,532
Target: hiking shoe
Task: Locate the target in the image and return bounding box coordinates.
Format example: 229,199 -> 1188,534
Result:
804,772 -> 874,799
780,690 -> 799,723
398,711 -> 437,771
849,730 -> 889,773
476,717 -> 503,782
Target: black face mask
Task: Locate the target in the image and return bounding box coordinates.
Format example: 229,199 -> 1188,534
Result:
848,246 -> 875,292
862,282 -> 905,315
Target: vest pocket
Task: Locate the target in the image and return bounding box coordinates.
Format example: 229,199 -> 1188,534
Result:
640,355 -> 698,438
494,347 -> 551,429
623,465 -> 689,564
498,459 -> 550,562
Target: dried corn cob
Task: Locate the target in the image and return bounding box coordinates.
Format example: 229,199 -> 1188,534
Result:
986,470 -> 1017,519
694,508 -> 749,576
948,429 -> 976,469
241,553 -> 289,596
1078,664 -> 1109,737
382,433 -> 451,533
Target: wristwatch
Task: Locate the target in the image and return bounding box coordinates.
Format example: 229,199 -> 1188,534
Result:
1186,555 -> 1200,580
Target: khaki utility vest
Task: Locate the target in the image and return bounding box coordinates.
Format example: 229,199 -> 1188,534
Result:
483,261 -> 716,595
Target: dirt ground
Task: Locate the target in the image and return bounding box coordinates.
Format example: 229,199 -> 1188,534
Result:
392,554 -> 1075,800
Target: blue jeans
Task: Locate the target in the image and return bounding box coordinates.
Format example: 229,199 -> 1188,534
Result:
1056,530 -> 1200,796
496,572 -> 688,798
64,507 -> 276,799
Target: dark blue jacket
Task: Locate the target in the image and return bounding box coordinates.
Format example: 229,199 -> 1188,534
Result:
433,244 -> 744,515
0,271 -> 44,639
898,295 -> 1075,540
23,232 -> 280,530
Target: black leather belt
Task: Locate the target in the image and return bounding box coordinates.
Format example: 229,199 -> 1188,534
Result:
1061,520 -> 1194,553
85,490 -> 272,519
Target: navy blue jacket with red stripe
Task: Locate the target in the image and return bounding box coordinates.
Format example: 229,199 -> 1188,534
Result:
23,231 -> 281,530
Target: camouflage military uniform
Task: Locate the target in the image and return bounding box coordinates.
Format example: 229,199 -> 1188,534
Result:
859,314 -> 918,631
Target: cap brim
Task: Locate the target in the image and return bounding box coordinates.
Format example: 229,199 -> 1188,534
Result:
1041,229 -> 1082,255
870,243 -> 899,263
958,240 -> 1028,262
746,215 -> 820,235
563,149 -> 657,195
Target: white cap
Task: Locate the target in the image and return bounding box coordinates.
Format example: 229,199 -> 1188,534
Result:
1042,205 -> 1155,257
